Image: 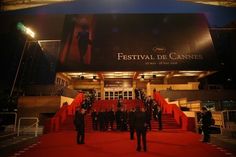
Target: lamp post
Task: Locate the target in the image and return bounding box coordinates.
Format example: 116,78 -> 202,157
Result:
9,23 -> 35,98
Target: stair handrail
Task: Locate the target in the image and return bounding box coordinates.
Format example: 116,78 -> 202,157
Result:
153,92 -> 195,131
0,112 -> 17,132
45,93 -> 84,133
17,117 -> 39,137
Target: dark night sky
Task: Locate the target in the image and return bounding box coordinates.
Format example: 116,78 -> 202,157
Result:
3,0 -> 236,27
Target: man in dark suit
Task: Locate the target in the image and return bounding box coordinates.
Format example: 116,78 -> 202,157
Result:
91,109 -> 98,130
200,106 -> 212,143
104,109 -> 109,131
98,109 -> 105,131
157,105 -> 163,130
74,108 -> 86,144
145,108 -> 152,131
134,107 -> 147,152
128,108 -> 135,140
115,109 -> 122,131
108,108 -> 115,130
153,102 -> 158,121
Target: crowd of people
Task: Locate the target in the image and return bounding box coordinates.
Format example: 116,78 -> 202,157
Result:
74,90 -> 164,152
91,108 -> 129,131
89,95 -> 163,132
73,90 -> 214,152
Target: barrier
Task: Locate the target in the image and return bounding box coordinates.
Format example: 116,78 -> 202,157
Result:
17,117 -> 39,137
221,110 -> 236,136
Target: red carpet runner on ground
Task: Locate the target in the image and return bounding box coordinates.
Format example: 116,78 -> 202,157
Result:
31,97 -> 232,157
14,130 -> 232,157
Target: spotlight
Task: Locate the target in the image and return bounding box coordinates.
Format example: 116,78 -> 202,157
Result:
140,75 -> 144,81
93,76 -> 97,81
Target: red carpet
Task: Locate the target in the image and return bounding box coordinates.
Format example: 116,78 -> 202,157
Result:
13,130 -> 232,157
34,98 -> 233,157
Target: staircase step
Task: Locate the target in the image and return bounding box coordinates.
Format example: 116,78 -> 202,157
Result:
58,103 -> 181,132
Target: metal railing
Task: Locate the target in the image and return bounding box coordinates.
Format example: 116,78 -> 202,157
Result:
195,110 -> 236,134
0,112 -> 17,132
221,110 -> 236,128
17,117 -> 39,137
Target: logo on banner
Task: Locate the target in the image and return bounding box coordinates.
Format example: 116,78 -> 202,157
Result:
116,46 -> 204,65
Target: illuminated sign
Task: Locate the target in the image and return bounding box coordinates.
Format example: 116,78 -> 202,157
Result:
58,14 -> 219,71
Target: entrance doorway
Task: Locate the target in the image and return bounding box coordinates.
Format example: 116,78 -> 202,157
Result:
104,88 -> 133,100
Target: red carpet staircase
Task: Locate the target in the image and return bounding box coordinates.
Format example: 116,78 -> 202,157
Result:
44,94 -> 186,133
59,113 -> 180,132
59,103 -> 180,132
151,114 -> 180,130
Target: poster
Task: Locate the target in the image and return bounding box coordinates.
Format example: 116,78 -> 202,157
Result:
58,14 -> 219,71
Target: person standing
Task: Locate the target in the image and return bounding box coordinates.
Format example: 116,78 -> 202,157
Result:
134,107 -> 147,152
108,108 -> 115,130
115,109 -> 122,131
145,96 -> 153,119
104,109 -> 109,131
120,108 -> 128,131
98,109 -> 105,131
200,106 -> 212,143
91,109 -> 98,130
157,105 -> 162,130
153,102 -> 158,121
128,108 -> 135,140
74,108 -> 86,144
145,108 -> 152,131
117,97 -> 123,109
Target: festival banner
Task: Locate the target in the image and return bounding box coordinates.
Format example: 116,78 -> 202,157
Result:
58,14 -> 219,71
